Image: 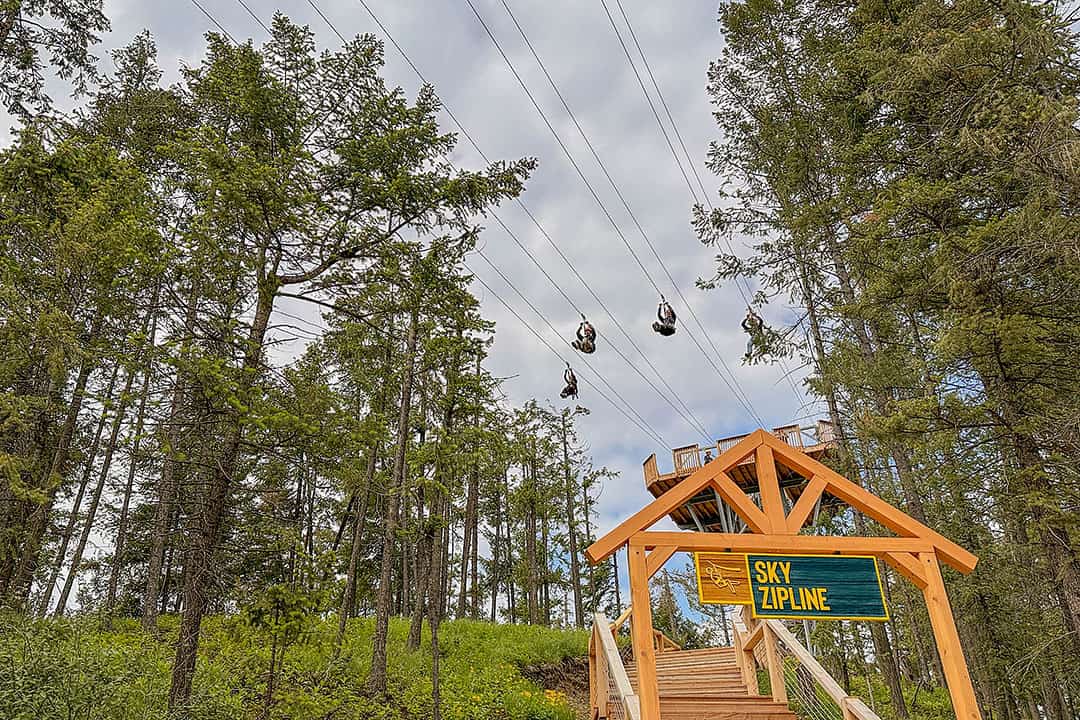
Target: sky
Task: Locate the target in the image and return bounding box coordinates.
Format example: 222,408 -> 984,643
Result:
10,0 -> 826,604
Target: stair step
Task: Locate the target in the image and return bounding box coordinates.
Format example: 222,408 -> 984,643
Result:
659,698 -> 798,720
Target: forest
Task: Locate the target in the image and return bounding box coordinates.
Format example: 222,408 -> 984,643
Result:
1,1 -> 1079,720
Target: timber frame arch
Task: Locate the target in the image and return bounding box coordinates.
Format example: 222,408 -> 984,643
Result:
586,429 -> 981,720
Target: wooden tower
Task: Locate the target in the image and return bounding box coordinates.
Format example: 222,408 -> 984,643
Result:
586,429 -> 981,720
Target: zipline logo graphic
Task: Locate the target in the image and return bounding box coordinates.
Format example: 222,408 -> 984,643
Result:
705,565 -> 741,594
694,552 -> 752,605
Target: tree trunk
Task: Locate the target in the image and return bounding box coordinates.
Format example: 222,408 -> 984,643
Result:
143,290 -> 199,632
561,413 -> 583,628
368,307 -> 419,696
104,358 -> 155,621
36,364 -> 120,615
336,442 -> 378,649
524,458 -> 539,625
55,364 -> 138,616
456,400 -> 478,619
428,492 -> 448,720
5,346 -> 96,608
167,274 -> 275,715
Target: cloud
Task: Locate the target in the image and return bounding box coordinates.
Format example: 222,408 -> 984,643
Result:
7,0 -> 825,601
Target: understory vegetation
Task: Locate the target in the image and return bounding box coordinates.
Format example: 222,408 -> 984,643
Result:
0,614 -> 585,720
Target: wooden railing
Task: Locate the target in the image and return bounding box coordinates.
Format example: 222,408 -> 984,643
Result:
608,607 -> 682,655
590,613 -> 640,720
649,422 -> 840,483
643,454 -> 659,484
734,608 -> 880,720
673,444 -> 703,473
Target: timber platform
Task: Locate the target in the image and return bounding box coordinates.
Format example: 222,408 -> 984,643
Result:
642,421 -> 837,533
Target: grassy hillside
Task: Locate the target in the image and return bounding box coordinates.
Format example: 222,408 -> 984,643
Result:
0,613 -> 588,720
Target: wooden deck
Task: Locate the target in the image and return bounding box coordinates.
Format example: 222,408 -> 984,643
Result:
642,421 -> 837,533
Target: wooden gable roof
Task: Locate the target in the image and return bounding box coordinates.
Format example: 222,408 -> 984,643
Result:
585,429 -> 977,574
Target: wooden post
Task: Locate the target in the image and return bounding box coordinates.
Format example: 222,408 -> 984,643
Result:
920,552 -> 982,720
762,623 -> 787,703
733,622 -> 758,695
594,628 -> 609,719
588,630 -> 598,718
628,541 -> 660,720
756,446 -> 788,533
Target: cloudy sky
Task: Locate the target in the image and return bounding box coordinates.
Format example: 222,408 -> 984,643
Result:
13,0 -> 826,596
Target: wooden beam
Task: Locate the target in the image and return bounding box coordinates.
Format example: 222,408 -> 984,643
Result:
585,432 -> 765,563
589,629 -> 606,718
758,433 -> 978,574
718,428 -> 769,473
742,621 -> 765,652
756,445 -> 788,534
628,545 -> 660,720
631,530 -> 935,556
712,470 -> 770,534
920,552 -> 982,720
732,623 -> 758,695
884,552 -> 928,590
786,474 -> 827,534
610,606 -> 633,635
762,623 -> 787,703
645,546 -> 678,579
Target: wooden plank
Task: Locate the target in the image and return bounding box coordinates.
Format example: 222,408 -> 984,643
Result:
920,552 -> 982,720
759,433 -> 978,574
742,621 -> 764,652
593,613 -> 639,720
884,552 -> 928,590
646,546 -> 678,579
632,530 -> 934,556
755,446 -> 788,534
610,605 -> 633,635
785,474 -> 827,534
712,471 -> 770,534
628,545 -> 660,720
762,623 -> 787,703
588,630 -> 598,716
586,432 -> 765,563
732,623 -> 759,695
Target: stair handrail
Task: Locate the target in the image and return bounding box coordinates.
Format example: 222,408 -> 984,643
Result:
608,607 -> 682,655
590,613 -> 641,720
735,609 -> 881,720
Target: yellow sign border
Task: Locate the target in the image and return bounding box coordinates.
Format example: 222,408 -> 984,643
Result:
744,552 -> 890,622
693,552 -> 752,606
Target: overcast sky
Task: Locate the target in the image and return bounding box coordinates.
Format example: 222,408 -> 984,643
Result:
11,0 -> 827,600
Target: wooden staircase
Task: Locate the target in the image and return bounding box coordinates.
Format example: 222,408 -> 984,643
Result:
625,647 -> 797,720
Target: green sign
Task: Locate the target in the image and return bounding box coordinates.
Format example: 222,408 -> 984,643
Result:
746,554 -> 889,621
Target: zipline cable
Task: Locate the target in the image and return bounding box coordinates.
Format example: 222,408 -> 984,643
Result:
188,0 -> 237,43
470,0 -> 766,426
302,0 -> 708,442
599,0 -> 807,406
485,216 -> 711,442
471,251 -> 668,446
342,0 -> 726,438
467,269 -> 666,446
209,0 -> 679,446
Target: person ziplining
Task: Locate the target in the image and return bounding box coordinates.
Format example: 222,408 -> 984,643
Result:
652,295 -> 677,336
560,363 -> 578,399
741,307 -> 764,361
572,315 -> 597,354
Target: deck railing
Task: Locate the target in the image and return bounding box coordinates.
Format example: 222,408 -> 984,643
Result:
643,454 -> 659,484
734,608 -> 880,720
589,613 -> 640,720
649,421 -> 839,483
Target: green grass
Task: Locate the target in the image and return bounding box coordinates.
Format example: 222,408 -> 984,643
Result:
0,613 -> 589,720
